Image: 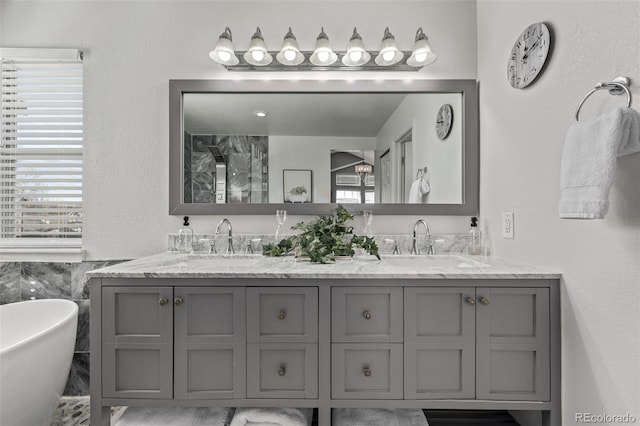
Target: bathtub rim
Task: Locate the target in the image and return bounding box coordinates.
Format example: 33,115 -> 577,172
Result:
0,299 -> 79,356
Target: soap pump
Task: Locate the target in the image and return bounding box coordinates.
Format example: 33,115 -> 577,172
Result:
468,216 -> 482,255
178,216 -> 194,253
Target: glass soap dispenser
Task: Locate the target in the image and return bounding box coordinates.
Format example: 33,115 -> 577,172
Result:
178,216 -> 194,253
468,216 -> 482,255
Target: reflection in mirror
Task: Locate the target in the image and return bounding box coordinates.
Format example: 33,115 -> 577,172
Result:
182,92 -> 462,205
169,79 -> 478,215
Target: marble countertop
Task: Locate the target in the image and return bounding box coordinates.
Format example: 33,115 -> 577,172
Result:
87,252 -> 560,280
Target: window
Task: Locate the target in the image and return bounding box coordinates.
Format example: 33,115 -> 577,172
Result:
1,48 -> 83,254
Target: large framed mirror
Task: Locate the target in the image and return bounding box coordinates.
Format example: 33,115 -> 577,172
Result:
169,79 -> 478,215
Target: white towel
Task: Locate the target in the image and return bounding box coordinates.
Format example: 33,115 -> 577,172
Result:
408,177 -> 430,204
116,407 -> 234,425
559,106 -> 640,219
229,407 -> 312,426
332,408 -> 429,426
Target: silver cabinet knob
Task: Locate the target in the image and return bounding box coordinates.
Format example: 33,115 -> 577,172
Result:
278,310 -> 287,320
159,297 -> 169,306
278,364 -> 286,376
174,297 -> 184,306
465,297 -> 476,306
363,365 -> 372,377
363,310 -> 371,320
479,296 -> 490,305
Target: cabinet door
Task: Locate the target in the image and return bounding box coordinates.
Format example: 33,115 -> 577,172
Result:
476,288 -> 550,401
332,287 -> 403,343
174,287 -> 246,399
247,287 -> 318,343
102,287 -> 173,399
404,286 -> 476,399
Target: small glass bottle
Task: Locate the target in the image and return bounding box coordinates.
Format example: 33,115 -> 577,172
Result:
468,216 -> 482,255
178,216 -> 194,253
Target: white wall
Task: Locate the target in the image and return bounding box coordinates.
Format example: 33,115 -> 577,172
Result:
268,135 -> 375,203
376,93 -> 463,203
0,0 -> 477,260
477,1 -> 640,424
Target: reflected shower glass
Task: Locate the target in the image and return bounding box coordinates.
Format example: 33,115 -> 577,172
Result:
363,210 -> 373,236
275,209 -> 287,241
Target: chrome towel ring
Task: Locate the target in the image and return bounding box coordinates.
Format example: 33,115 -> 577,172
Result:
575,76 -> 632,121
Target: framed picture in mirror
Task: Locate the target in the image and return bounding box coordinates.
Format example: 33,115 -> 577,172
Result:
283,169 -> 312,203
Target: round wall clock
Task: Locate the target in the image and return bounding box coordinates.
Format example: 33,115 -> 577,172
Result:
436,104 -> 453,140
507,22 -> 551,89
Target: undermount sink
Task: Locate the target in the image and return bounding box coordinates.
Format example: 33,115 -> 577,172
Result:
382,254 -> 490,268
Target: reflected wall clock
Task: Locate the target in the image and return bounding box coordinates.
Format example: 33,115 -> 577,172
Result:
436,104 -> 453,140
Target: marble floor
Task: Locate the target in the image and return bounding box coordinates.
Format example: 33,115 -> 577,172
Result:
50,397 -> 125,426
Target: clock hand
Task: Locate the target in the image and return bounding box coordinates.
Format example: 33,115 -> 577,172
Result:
522,37 -> 542,60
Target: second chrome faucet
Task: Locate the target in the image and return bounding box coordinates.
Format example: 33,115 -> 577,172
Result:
215,218 -> 234,254
410,219 -> 434,255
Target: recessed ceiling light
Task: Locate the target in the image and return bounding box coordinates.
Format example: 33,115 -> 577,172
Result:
254,111 -> 267,118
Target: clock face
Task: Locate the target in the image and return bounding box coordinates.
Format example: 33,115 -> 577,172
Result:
507,22 -> 551,89
436,104 -> 453,140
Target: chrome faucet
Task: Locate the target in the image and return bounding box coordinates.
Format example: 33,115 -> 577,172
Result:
215,218 -> 235,254
410,219 -> 434,255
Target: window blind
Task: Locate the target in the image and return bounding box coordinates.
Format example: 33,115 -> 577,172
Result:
1,49 -> 83,245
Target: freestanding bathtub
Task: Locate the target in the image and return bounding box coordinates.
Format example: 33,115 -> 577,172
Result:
1,299 -> 78,426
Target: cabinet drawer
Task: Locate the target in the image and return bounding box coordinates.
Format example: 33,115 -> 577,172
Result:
247,288 -> 318,343
247,343 -> 318,399
332,287 -> 403,342
332,343 -> 403,399
174,287 -> 245,344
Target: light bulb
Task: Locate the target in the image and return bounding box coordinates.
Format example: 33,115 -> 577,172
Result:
414,52 -> 427,63
317,51 -> 329,63
349,50 -> 363,63
382,50 -> 395,62
217,50 -> 231,62
251,50 -> 265,62
283,49 -> 296,62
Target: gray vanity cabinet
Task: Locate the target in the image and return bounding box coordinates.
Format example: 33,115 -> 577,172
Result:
102,286 -> 246,400
404,287 -> 550,402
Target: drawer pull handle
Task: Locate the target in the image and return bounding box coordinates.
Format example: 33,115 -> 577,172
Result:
363,365 -> 372,377
159,297 -> 169,306
278,310 -> 287,320
278,365 -> 286,376
465,297 -> 476,306
174,297 -> 184,306
479,296 -> 490,305
363,310 -> 372,320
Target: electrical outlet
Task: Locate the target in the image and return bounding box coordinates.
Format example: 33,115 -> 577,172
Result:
502,212 -> 514,239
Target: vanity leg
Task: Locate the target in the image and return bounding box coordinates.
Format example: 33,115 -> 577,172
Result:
89,402 -> 110,426
317,405 -> 331,426
542,409 -> 561,426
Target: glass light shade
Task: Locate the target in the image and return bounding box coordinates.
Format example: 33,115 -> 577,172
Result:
355,163 -> 372,175
276,27 -> 305,66
209,27 -> 239,66
407,28 -> 437,67
374,27 -> 404,66
243,27 -> 273,66
342,28 -> 371,67
310,28 -> 337,66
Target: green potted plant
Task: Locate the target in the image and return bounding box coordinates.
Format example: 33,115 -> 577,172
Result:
262,205 -> 380,264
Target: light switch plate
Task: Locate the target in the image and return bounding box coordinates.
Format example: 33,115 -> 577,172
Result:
502,212 -> 514,239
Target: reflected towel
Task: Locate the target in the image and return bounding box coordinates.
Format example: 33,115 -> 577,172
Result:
408,177 -> 430,204
559,107 -> 640,219
332,408 -> 429,426
116,407 -> 234,425
229,407 -> 312,426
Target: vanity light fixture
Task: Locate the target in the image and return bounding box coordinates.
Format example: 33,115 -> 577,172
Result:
375,27 -> 404,66
243,27 -> 273,66
208,26 -> 437,71
407,27 -> 437,67
209,27 -> 239,66
276,27 -> 305,66
310,27 -> 338,66
342,28 -> 371,67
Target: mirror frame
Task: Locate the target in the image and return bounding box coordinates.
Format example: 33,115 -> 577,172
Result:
169,79 -> 478,215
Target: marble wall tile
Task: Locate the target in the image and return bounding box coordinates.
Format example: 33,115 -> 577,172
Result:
74,300 -> 90,352
0,262 -> 21,304
20,262 -> 72,300
63,352 -> 90,396
71,260 -> 125,300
